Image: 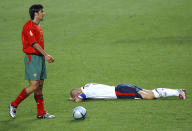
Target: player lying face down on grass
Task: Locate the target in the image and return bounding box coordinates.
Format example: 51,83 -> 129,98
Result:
69,83 -> 186,102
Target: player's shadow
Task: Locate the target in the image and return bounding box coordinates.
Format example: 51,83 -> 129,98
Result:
0,118 -> 38,130
0,119 -> 20,129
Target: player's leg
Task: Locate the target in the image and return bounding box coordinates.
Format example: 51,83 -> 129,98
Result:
9,54 -> 46,118
12,80 -> 40,106
9,87 -> 29,118
152,88 -> 186,99
34,80 -> 55,119
138,90 -> 155,99
11,54 -> 40,107
34,80 -> 45,116
9,80 -> 40,118
26,80 -> 40,94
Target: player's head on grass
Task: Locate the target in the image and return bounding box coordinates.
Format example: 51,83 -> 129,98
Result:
29,4 -> 44,21
69,88 -> 82,101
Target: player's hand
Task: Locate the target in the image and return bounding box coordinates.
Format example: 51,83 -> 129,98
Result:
69,97 -> 74,101
45,55 -> 54,63
74,97 -> 82,103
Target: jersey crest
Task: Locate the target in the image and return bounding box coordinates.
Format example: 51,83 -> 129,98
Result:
30,30 -> 33,36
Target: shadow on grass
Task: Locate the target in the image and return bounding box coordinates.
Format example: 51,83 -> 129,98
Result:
68,117 -> 87,123
0,117 -> 40,130
0,119 -> 20,129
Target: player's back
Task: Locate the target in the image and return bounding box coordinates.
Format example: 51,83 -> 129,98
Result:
81,83 -> 117,99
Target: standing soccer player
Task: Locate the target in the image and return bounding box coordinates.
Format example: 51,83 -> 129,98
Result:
9,4 -> 55,119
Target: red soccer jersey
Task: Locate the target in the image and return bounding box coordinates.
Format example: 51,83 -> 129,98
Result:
22,20 -> 44,55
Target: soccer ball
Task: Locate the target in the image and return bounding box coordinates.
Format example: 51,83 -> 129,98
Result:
73,106 -> 86,120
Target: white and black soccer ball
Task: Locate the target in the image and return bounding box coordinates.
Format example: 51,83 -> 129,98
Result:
73,106 -> 86,120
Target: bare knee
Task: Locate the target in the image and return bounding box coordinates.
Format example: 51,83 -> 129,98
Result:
34,80 -> 44,95
26,81 -> 40,94
138,90 -> 155,100
30,84 -> 39,91
142,95 -> 155,99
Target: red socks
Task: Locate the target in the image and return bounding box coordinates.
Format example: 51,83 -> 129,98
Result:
11,88 -> 45,116
34,94 -> 45,116
11,88 -> 29,107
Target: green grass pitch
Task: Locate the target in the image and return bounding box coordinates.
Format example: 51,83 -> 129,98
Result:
0,0 -> 192,130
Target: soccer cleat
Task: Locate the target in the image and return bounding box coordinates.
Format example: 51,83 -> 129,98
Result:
178,89 -> 186,100
37,112 -> 55,119
9,104 -> 17,118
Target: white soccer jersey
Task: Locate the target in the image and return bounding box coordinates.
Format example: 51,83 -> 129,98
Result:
80,83 -> 117,99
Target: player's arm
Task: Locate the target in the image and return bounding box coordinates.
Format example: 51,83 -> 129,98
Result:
74,97 -> 82,103
26,27 -> 54,63
32,43 -> 54,63
69,97 -> 82,102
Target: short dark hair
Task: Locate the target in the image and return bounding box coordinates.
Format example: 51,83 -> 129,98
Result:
29,4 -> 43,20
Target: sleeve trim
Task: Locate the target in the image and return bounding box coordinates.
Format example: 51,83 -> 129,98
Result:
31,42 -> 37,47
78,93 -> 86,100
